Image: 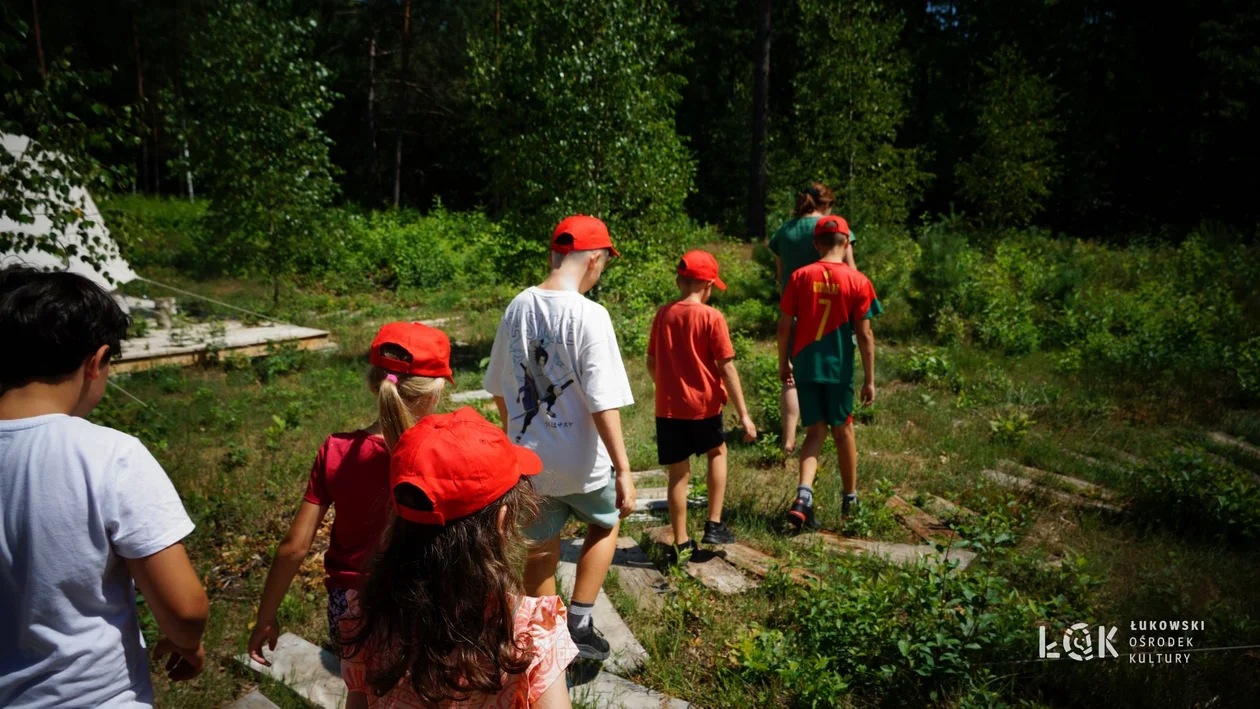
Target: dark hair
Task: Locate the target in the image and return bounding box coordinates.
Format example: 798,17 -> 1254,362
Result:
342,478 -> 540,703
0,266 -> 130,388
814,229 -> 849,251
794,182 -> 835,217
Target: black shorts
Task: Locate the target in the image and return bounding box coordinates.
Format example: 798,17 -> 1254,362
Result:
656,414 -> 726,466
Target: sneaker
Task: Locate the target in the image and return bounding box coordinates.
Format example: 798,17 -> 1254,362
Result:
701,520 -> 736,545
569,622 -> 611,661
841,494 -> 858,518
664,539 -> 698,566
786,498 -> 821,532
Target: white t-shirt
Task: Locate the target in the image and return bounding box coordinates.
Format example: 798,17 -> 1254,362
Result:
0,414 -> 195,708
483,287 -> 635,496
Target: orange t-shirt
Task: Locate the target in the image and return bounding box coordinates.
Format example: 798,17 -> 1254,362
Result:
647,301 -> 736,420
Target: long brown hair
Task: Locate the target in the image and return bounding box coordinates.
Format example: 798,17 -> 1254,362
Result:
367,343 -> 445,448
794,182 -> 835,217
343,479 -> 540,703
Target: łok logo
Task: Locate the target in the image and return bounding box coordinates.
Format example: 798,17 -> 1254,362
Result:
1039,623 -> 1119,661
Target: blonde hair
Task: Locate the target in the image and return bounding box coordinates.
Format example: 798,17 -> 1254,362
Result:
368,344 -> 446,448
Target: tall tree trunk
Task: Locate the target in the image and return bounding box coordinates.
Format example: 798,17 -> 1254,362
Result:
364,26 -> 379,202
392,0 -> 412,209
151,97 -> 161,196
30,0 -> 47,82
494,0 -> 500,71
747,0 -> 771,241
132,11 -> 147,194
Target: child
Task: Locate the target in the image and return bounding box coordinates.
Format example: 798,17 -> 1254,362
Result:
647,250 -> 756,557
0,266 -> 209,707
767,183 -> 856,456
247,322 -> 451,672
339,407 -> 576,708
483,215 -> 635,662
776,217 -> 880,531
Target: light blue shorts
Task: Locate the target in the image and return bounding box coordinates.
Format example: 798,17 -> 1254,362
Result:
524,469 -> 620,542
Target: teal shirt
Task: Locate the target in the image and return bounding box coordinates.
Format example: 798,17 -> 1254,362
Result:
767,217 -> 857,291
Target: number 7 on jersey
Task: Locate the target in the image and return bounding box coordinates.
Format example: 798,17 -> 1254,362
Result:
815,297 -> 832,341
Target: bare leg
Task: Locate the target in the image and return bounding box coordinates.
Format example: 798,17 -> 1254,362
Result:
524,534 -> 560,597
833,421 -> 857,495
706,443 -> 728,524
667,461 -> 691,544
781,382 -> 800,454
572,521 -> 619,605
798,422 -> 827,490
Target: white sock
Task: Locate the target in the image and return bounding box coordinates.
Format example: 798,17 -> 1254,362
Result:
568,600 -> 594,633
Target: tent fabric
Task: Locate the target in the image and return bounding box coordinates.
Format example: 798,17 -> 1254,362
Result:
0,133 -> 137,290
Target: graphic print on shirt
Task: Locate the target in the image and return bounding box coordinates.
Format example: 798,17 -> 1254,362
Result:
513,338 -> 576,443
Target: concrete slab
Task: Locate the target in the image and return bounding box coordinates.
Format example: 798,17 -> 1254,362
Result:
997,460 -> 1118,501
223,690 -> 281,709
644,527 -> 757,594
792,532 -> 976,571
561,537 -> 669,613
568,669 -> 690,709
116,321 -> 333,373
450,388 -> 494,403
233,633 -> 345,709
717,540 -> 819,586
918,493 -> 977,520
634,487 -> 706,512
555,560 -> 648,675
631,469 -> 665,482
885,495 -> 959,543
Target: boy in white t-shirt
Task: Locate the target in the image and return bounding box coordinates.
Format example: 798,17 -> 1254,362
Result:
484,215 -> 636,662
0,267 -> 209,708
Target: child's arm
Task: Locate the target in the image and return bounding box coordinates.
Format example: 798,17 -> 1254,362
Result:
718,358 -> 757,442
533,677 -> 574,709
592,408 -> 636,518
125,543 -> 209,680
493,396 -> 510,434
248,501 -> 327,666
855,317 -> 876,406
777,312 -> 794,385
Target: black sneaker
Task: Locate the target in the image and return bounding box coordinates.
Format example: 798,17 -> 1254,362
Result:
569,622 -> 611,661
841,494 -> 858,518
663,539 -> 698,565
701,520 -> 736,545
786,498 -> 821,532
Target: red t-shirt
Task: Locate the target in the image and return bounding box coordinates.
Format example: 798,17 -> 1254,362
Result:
647,300 -> 736,420
303,431 -> 392,590
780,260 -> 877,356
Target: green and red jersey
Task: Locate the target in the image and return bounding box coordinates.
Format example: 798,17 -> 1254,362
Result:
780,260 -> 882,383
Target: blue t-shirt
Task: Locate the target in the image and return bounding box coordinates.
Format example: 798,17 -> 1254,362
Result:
0,415 -> 194,708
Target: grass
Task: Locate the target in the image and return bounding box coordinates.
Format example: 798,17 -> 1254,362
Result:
94,259 -> 1260,708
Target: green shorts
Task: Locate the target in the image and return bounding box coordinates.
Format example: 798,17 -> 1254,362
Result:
797,381 -> 854,428
524,469 -> 620,543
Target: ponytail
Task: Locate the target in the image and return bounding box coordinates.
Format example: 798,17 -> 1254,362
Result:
368,359 -> 446,448
794,182 -> 835,217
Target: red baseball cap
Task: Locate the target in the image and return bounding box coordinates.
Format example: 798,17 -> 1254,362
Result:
677,249 -> 726,290
370,322 -> 454,382
390,407 -> 542,525
551,215 -> 621,257
814,215 -> 851,238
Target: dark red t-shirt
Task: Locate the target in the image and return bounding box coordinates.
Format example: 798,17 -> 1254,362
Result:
648,300 -> 737,420
303,431 -> 392,590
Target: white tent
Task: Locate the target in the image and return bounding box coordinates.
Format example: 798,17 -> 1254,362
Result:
0,133 -> 137,290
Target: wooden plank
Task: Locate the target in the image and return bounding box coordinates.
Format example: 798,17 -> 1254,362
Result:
560,537 -> 668,613
1209,431 -> 1260,459
981,470 -> 1124,514
644,527 -> 756,595
997,460 -> 1118,501
792,532 -> 976,571
885,495 -> 959,543
718,541 -> 819,586
918,493 -> 977,520
1063,449 -> 1130,474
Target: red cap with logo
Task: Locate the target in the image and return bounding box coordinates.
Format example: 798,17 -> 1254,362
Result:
390,407 -> 543,525
814,215 -> 851,239
370,322 -> 454,382
677,249 -> 726,290
551,215 -> 621,257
